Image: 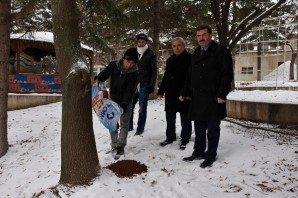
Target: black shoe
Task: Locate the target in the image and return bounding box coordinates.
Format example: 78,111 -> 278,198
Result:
128,127 -> 134,131
179,140 -> 189,150
111,147 -> 117,154
114,146 -> 124,160
134,131 -> 144,135
160,140 -> 174,147
200,159 -> 216,168
182,155 -> 204,162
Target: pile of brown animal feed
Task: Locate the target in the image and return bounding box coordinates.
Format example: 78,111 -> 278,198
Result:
106,159 -> 148,178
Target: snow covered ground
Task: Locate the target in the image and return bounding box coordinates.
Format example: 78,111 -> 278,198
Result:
1,99 -> 297,198
228,89 -> 298,104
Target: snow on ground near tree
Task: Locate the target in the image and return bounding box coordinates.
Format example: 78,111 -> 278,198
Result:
1,99 -> 297,198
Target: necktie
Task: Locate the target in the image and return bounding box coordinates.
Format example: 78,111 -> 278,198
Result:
201,49 -> 205,55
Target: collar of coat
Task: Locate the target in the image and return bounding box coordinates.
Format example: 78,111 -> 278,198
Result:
196,40 -> 218,54
140,47 -> 154,59
173,49 -> 188,58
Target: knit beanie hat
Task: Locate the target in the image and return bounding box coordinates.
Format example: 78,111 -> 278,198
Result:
136,33 -> 148,42
123,48 -> 139,63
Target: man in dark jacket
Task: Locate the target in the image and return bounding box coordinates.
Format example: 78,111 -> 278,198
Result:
180,25 -> 233,168
129,33 -> 157,135
157,37 -> 192,150
94,48 -> 139,159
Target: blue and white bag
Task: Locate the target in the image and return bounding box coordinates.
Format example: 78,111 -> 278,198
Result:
92,81 -> 123,131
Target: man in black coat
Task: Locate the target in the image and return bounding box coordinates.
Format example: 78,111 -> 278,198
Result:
129,33 -> 157,135
180,25 -> 233,168
94,48 -> 139,159
157,37 -> 192,150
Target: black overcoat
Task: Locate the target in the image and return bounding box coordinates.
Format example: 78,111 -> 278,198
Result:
137,48 -> 157,88
158,50 -> 191,112
181,41 -> 233,120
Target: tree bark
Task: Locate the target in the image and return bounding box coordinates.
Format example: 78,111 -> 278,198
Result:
0,0 -> 10,157
289,52 -> 297,81
151,0 -> 161,99
51,0 -> 100,185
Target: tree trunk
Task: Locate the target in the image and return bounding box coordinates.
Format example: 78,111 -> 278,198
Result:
289,52 -> 297,81
51,0 -> 100,185
151,0 -> 161,99
257,42 -> 262,81
286,43 -> 296,81
0,0 -> 10,158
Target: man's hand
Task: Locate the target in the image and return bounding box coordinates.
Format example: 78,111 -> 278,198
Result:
179,96 -> 185,101
94,75 -> 101,82
217,98 -> 226,103
179,96 -> 191,101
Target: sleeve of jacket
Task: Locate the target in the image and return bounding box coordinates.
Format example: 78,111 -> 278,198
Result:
157,59 -> 170,96
149,51 -> 157,88
217,46 -> 234,100
180,64 -> 192,97
97,62 -> 115,82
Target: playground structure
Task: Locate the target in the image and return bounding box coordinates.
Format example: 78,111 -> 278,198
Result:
9,32 -> 94,93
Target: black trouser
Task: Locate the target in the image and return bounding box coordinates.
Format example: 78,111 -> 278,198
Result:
165,110 -> 192,142
193,120 -> 221,160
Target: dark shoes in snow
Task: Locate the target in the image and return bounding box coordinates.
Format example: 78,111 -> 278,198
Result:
182,155 -> 205,162
113,146 -> 124,160
200,158 -> 216,168
160,140 -> 174,147
134,131 -> 144,136
179,140 -> 189,150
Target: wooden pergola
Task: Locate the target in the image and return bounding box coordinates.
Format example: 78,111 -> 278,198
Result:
10,32 -> 94,75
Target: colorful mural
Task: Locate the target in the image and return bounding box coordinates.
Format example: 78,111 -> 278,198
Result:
8,74 -> 61,93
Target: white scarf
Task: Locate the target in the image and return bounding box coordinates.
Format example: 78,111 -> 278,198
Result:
137,44 -> 148,60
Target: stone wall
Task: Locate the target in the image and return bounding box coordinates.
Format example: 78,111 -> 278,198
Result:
8,94 -> 62,111
227,100 -> 298,126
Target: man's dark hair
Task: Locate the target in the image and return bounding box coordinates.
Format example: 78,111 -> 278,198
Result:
196,25 -> 212,34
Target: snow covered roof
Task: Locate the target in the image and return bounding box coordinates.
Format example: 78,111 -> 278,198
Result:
10,31 -> 93,51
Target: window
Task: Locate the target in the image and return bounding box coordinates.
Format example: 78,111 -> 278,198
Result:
241,67 -> 253,74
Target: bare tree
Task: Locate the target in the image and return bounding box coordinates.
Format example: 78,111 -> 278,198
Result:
51,0 -> 99,185
210,0 -> 287,51
210,0 -> 287,88
0,0 -> 10,157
